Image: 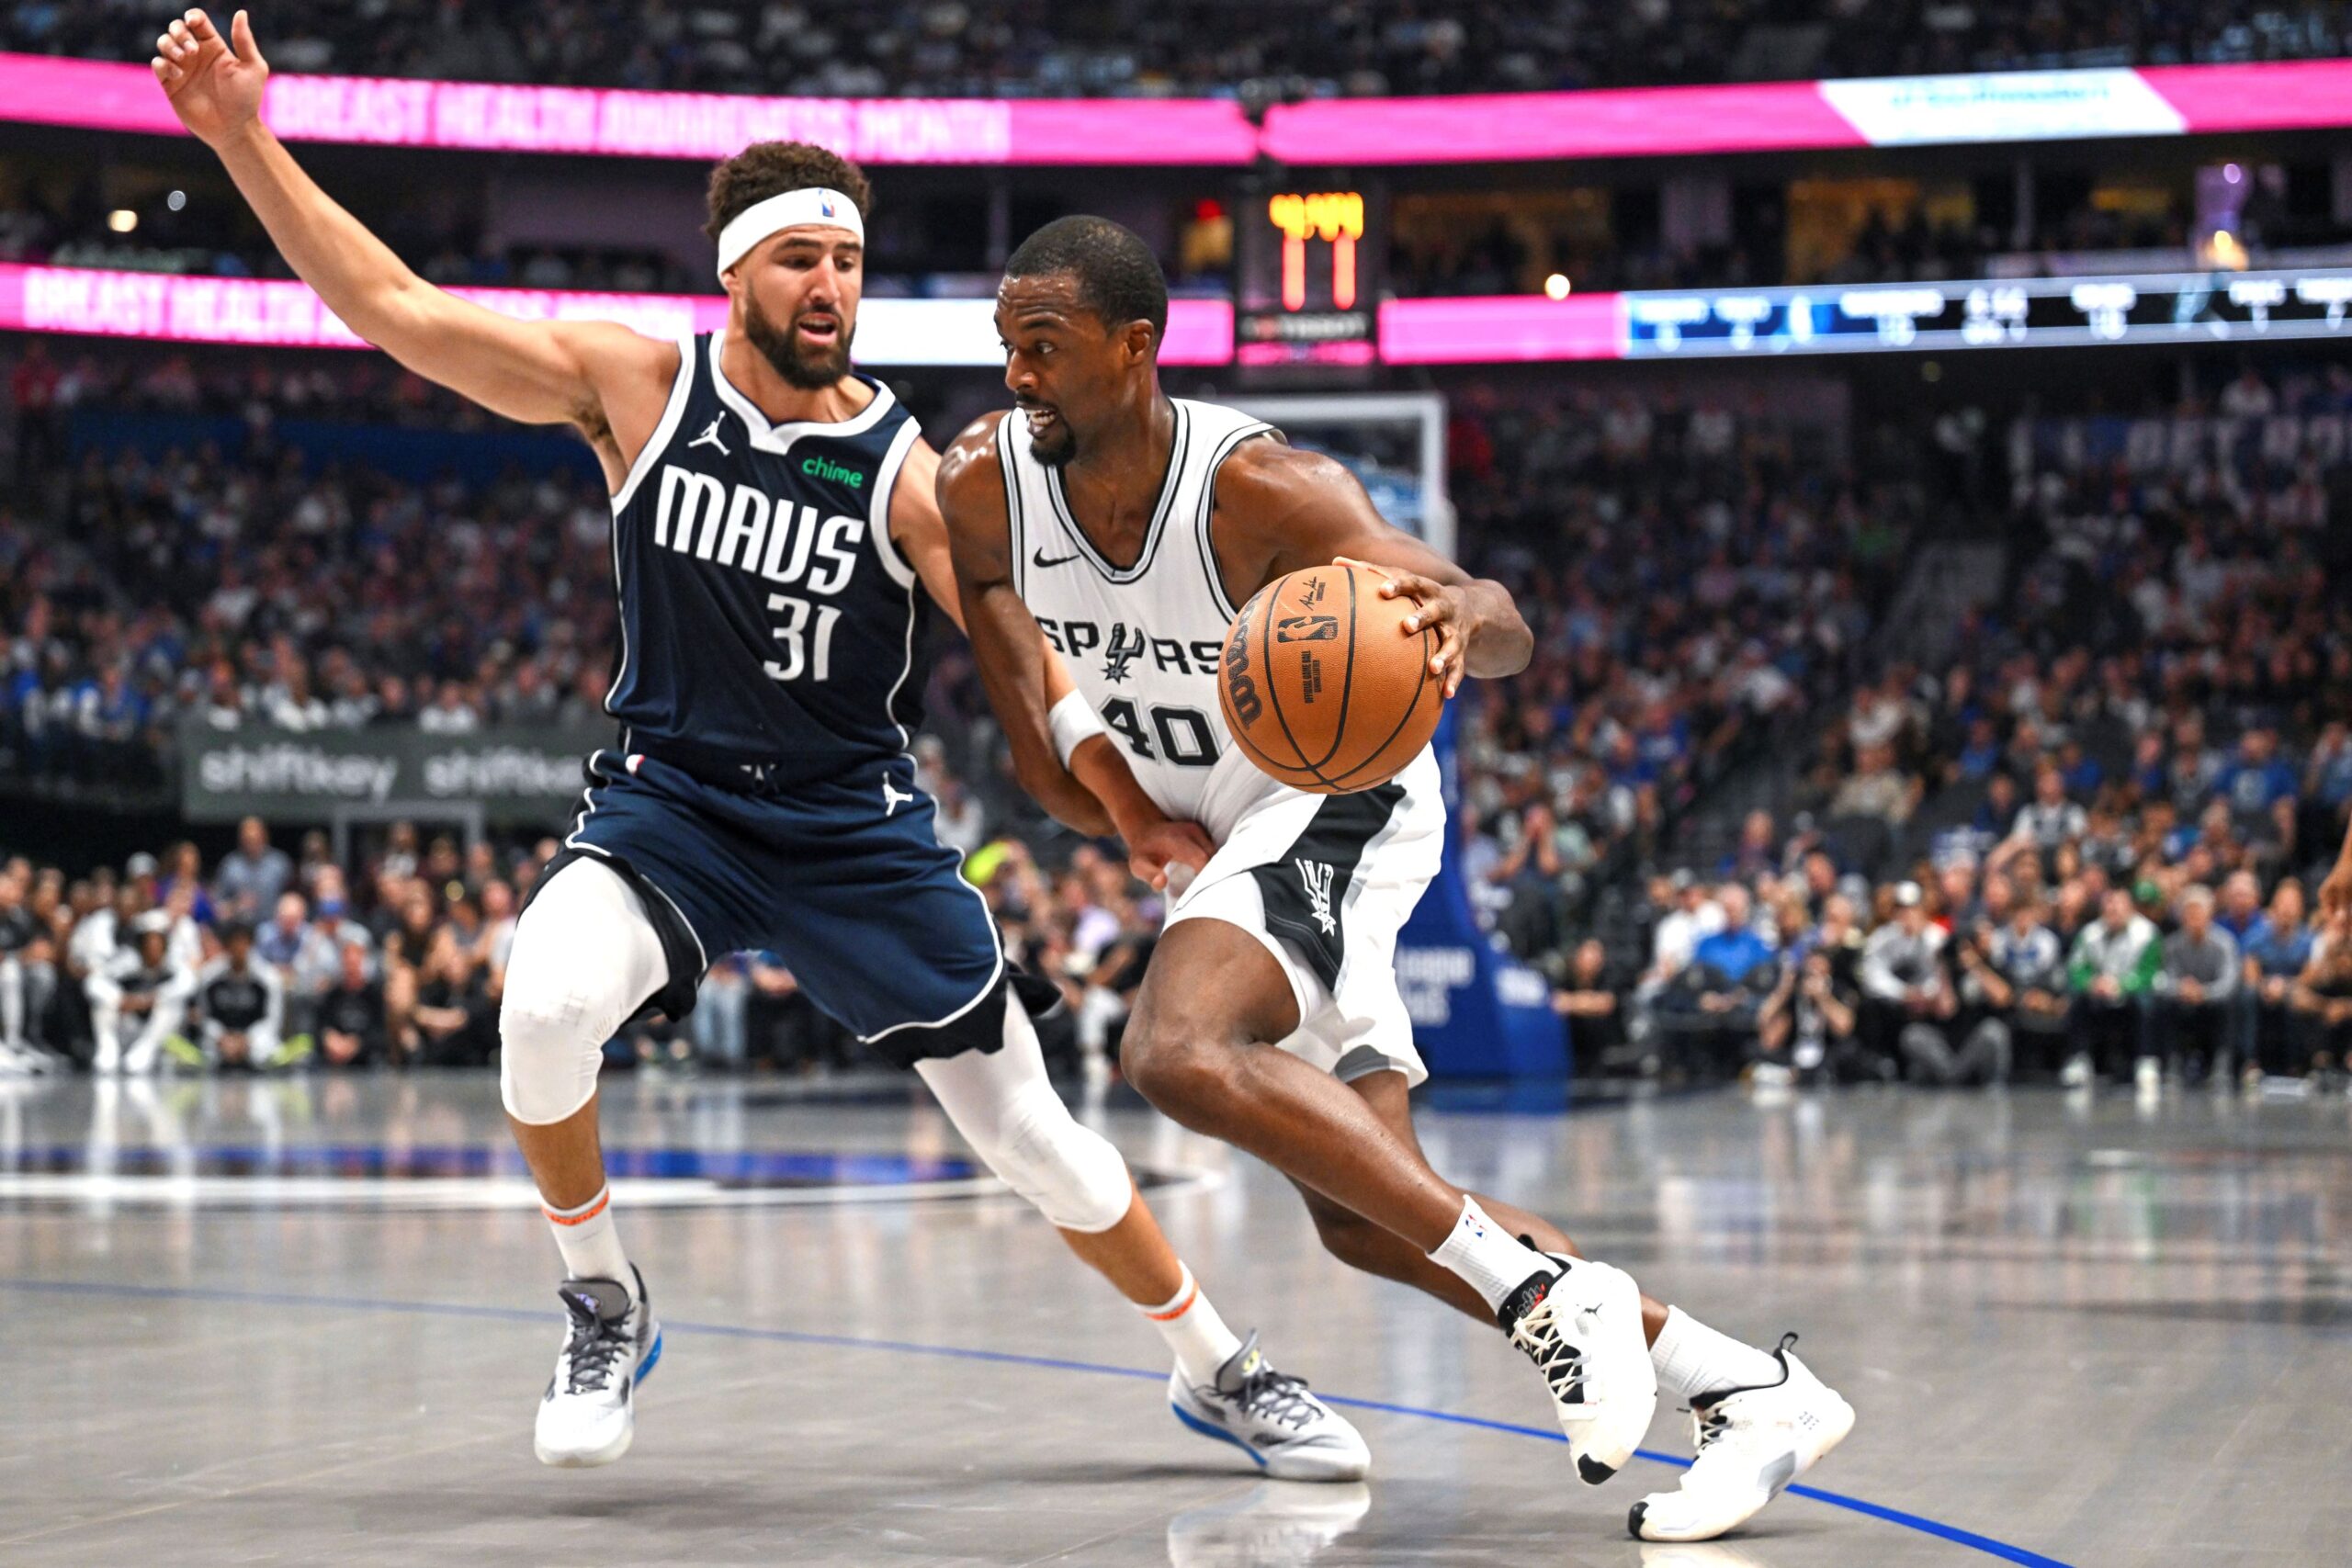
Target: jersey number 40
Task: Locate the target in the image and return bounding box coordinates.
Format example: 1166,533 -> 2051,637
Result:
1101,697 -> 1218,767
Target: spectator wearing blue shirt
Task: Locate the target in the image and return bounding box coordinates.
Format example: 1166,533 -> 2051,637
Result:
2241,880 -> 2315,1078
2214,871 -> 2263,944
1693,885 -> 1774,983
1683,885 -> 1778,1076
1634,700 -> 1690,778
2217,728 -> 2298,825
1971,772 -> 2022,840
153,842 -> 219,932
2128,731 -> 2171,803
1954,717 -> 2003,783
2057,739 -> 2104,800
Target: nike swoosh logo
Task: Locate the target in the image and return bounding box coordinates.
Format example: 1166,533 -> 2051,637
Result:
1032,548 -> 1080,569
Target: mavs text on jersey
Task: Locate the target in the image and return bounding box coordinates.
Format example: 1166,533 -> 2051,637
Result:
545,332 -> 1018,1062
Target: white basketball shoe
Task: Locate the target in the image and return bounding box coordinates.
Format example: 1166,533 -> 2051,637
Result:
1630,1337 -> 1854,1541
534,1267 -> 662,1467
1498,1253 -> 1658,1485
1170,1332 -> 1372,1482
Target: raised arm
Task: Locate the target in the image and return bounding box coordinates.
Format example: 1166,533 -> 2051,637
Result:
1214,440 -> 1532,698
153,10 -> 673,486
931,416 -> 1210,885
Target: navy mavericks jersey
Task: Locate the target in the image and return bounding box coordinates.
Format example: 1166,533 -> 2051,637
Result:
604,333 -> 929,785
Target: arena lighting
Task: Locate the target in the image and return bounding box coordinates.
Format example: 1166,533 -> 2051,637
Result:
6,51 -> 2352,164
106,209 -> 138,233
1544,275 -> 1572,300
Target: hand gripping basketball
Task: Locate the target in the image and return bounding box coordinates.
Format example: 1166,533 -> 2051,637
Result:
1217,559 -> 1445,795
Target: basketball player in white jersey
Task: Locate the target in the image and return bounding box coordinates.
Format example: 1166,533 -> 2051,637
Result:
941,216 -> 1854,1542
153,9 -> 1365,1482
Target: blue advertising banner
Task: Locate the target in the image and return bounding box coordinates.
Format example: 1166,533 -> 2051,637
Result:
1394,707 -> 1568,1080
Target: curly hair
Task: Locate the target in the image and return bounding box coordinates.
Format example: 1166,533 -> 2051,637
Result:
703,141 -> 873,242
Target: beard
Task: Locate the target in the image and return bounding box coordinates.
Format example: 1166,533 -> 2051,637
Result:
1020,405 -> 1078,467
745,295 -> 854,389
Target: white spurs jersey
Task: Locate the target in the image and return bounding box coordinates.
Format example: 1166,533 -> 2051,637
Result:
998,398 -> 1283,836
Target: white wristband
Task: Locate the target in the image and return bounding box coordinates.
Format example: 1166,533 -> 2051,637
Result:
1048,690 -> 1108,769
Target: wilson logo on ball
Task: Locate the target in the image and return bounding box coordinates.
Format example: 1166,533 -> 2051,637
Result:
1223,622 -> 1263,725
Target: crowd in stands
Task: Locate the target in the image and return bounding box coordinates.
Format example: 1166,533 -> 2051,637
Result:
3,342 -> 628,791
1444,386 -> 1901,959
10,315 -> 2352,1098
1531,360 -> 2352,1090
0,786 -> 1155,1080
0,336 -> 1909,1082
13,0 -> 2346,97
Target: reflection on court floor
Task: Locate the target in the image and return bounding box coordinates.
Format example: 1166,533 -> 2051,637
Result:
7,1073 -> 2344,1566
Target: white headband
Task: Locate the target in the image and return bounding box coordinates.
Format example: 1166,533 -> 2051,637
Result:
714,186 -> 865,277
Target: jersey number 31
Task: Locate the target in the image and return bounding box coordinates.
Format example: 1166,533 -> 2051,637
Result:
765,593 -> 842,682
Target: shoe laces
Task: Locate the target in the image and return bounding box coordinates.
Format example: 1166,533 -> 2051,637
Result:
560,1299 -> 633,1395
1510,1296 -> 1587,1404
1693,1403 -> 1734,1453
1686,1332 -> 1798,1452
1231,1363 -> 1322,1433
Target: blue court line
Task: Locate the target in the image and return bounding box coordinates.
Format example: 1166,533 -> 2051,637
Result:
0,1276 -> 2074,1567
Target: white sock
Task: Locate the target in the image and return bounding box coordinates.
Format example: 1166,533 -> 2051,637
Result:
1140,1264 -> 1244,1387
1649,1306 -> 1782,1400
1428,1195 -> 1555,1314
544,1184 -> 635,1303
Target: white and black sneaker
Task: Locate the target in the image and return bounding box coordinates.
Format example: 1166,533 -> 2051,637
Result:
1170,1332 -> 1371,1482
1498,1252 -> 1657,1485
534,1266 -> 662,1467
1630,1335 -> 1854,1542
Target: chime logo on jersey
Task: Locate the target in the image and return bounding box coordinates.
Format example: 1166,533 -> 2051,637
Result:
650,463 -> 865,595
1101,624 -> 1148,684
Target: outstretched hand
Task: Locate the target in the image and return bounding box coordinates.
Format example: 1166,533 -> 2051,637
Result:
1128,819 -> 1216,894
1337,557 -> 1470,697
153,8 -> 269,149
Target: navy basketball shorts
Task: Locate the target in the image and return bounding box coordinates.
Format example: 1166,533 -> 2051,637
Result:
560,748 -> 1009,1066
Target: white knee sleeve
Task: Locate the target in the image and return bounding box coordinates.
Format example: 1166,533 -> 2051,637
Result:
916,996 -> 1135,1234
499,856 -> 670,1124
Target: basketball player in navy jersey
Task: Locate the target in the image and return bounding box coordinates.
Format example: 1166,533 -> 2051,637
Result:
153,8 -> 1366,1481
940,216 -> 1854,1542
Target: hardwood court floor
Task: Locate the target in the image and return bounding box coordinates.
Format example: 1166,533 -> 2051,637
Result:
4,1070 -> 2346,1567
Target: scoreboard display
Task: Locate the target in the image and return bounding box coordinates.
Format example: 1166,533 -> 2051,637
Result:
1234,180 -> 1384,370
1623,268 -> 2352,357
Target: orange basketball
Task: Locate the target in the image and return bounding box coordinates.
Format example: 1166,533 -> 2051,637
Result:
1217,561 -> 1444,795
